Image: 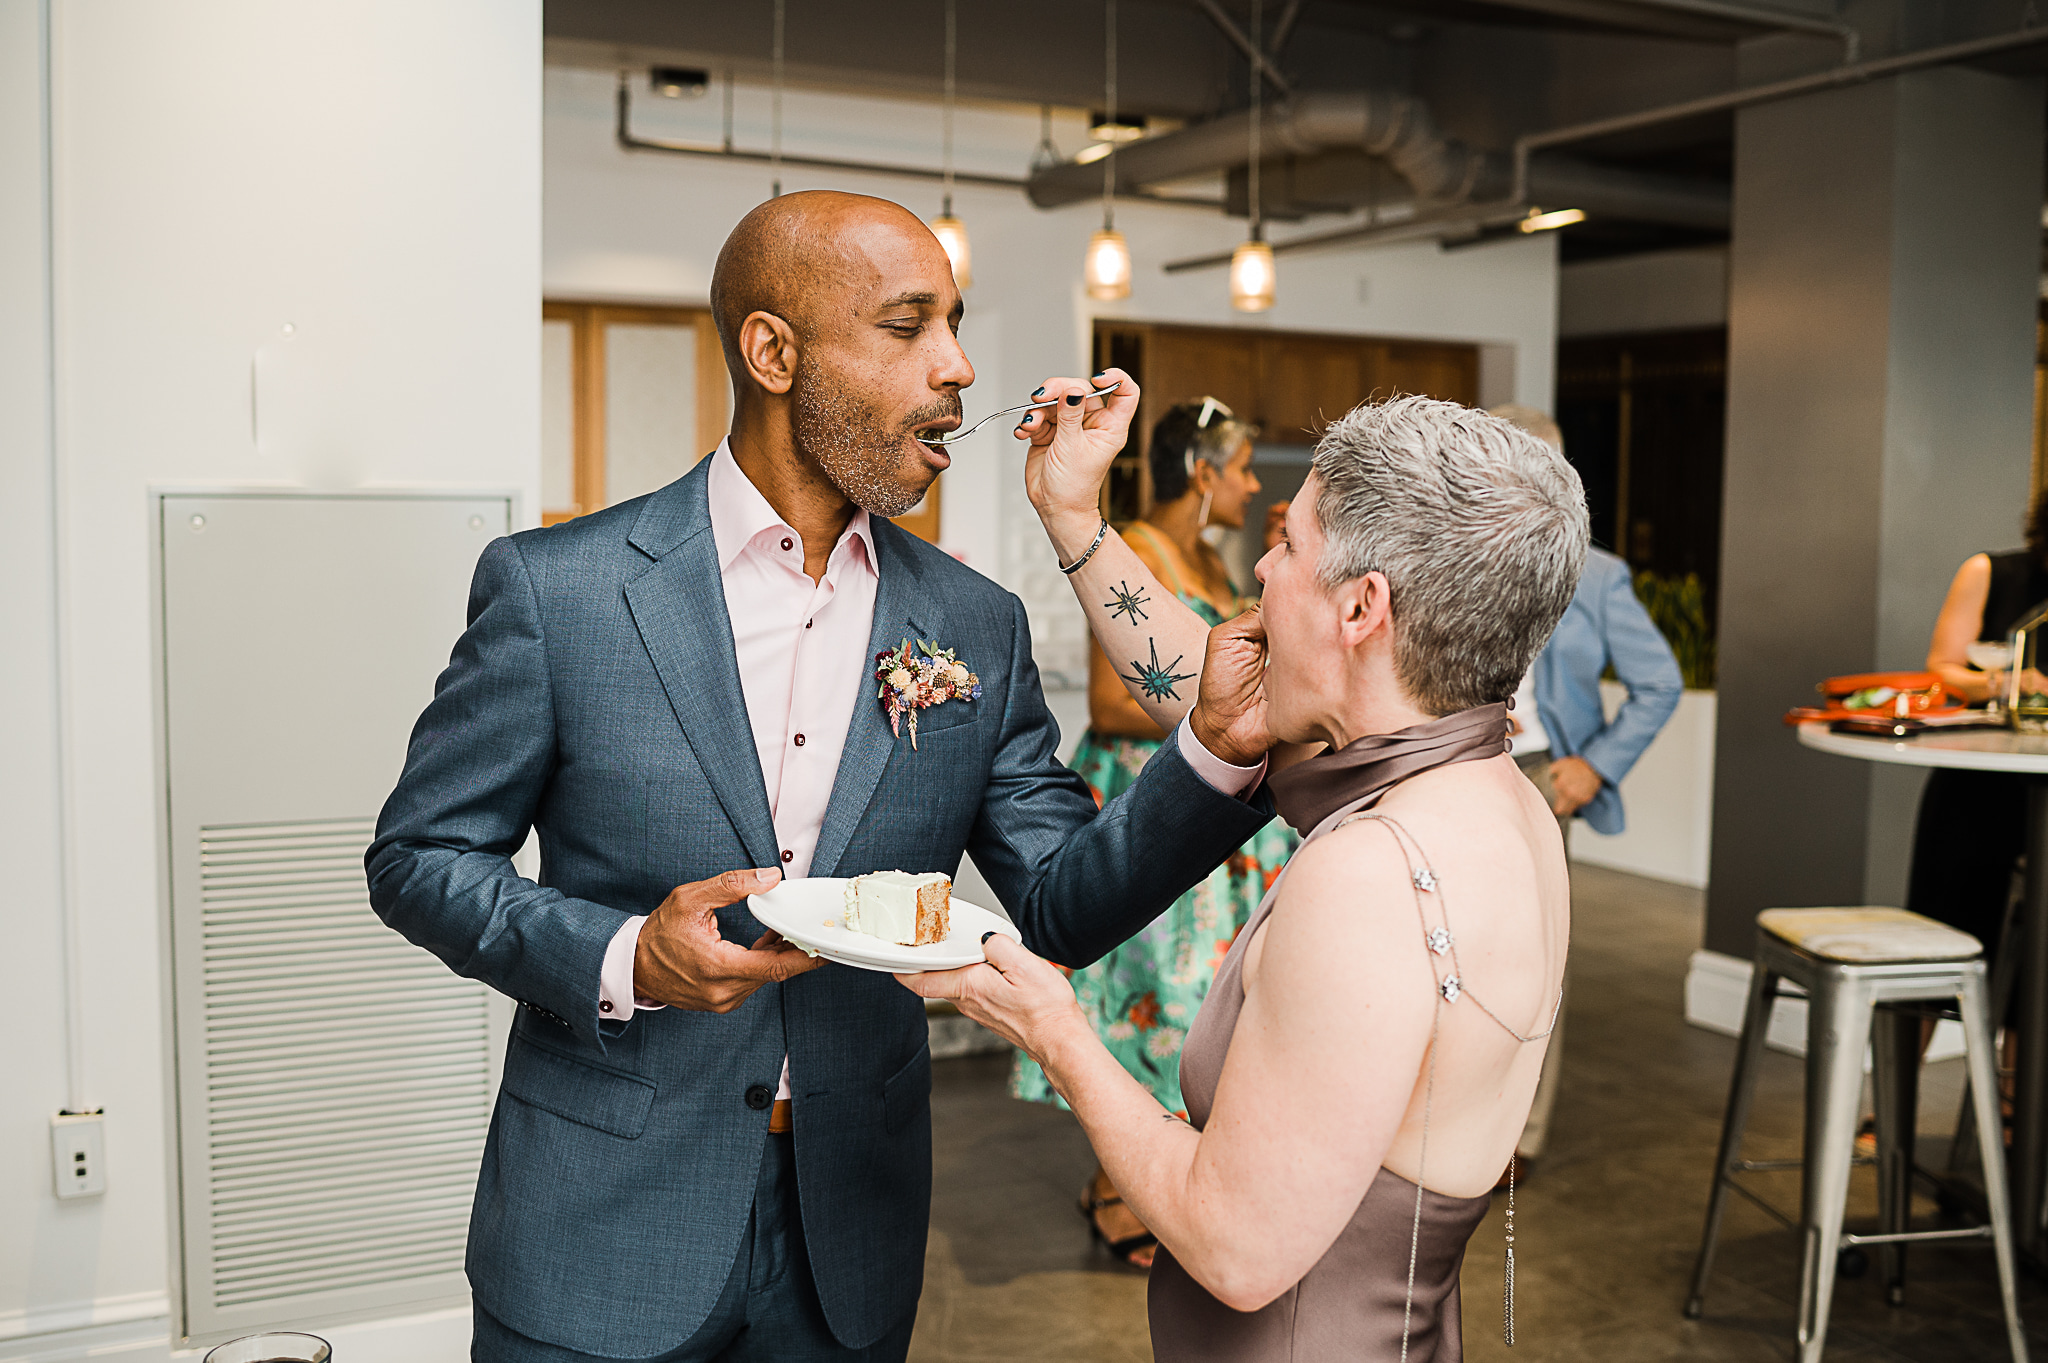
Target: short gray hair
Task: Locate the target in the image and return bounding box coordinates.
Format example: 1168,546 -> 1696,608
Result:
1310,395 -> 1589,716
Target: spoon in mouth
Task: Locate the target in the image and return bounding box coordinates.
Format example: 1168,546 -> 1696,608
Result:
915,380 -> 1124,446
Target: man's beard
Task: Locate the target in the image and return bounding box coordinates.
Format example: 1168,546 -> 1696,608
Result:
792,358 -> 959,518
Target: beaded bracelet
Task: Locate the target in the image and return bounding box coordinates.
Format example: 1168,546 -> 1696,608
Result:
1059,518 -> 1111,576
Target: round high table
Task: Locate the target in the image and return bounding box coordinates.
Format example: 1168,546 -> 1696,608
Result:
1798,721 -> 2048,1258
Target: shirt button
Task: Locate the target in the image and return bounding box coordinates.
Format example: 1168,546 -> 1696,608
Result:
794,733 -> 806,747
745,1084 -> 773,1111
781,849 -> 793,864
806,619 -> 813,629
599,999 -> 613,1014
781,537 -> 793,551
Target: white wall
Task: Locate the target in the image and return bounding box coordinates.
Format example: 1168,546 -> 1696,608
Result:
544,64 -> 1561,683
0,1 -> 539,1354
1558,245 -> 1728,338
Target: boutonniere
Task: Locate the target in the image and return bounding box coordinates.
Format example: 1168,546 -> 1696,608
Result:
876,638 -> 981,750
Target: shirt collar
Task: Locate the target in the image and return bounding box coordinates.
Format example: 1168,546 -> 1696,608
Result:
706,438 -> 876,576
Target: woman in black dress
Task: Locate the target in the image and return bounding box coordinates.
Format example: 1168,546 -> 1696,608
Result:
1908,489 -> 2048,959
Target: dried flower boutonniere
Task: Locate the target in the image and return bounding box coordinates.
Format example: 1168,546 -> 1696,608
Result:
876,638 -> 981,750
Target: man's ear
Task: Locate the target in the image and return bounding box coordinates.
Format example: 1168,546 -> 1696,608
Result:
1336,570 -> 1393,648
739,311 -> 798,396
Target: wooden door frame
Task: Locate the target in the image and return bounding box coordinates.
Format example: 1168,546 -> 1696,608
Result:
542,301 -> 730,525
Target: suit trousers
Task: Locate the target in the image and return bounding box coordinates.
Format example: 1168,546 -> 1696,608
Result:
471,1132 -> 916,1363
1515,752 -> 1572,1162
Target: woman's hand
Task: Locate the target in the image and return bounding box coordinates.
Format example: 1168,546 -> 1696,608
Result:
1018,369 -> 1140,562
1189,604 -> 1277,768
897,934 -> 1087,1061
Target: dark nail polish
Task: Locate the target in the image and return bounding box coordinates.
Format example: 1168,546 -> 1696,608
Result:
1032,386 -> 1045,397
1093,370 -> 1108,378
1065,393 -> 1083,406
980,931 -> 997,944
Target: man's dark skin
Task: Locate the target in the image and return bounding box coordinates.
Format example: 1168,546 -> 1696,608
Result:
631,190 -> 1268,1014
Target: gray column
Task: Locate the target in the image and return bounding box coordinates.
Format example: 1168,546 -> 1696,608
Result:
1704,66 -> 2043,958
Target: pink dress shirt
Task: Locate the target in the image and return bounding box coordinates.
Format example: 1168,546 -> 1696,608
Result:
599,440 -> 1263,1100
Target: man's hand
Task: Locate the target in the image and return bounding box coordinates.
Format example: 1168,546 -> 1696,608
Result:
1547,755 -> 1604,818
1189,605 -> 1274,769
634,867 -> 824,1013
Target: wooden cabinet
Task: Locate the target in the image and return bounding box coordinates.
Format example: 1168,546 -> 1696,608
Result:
1093,320 -> 1479,518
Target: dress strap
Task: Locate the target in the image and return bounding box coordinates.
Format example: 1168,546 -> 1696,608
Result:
1338,812 -> 1563,1043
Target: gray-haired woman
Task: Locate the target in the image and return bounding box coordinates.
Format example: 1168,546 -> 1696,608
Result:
905,378 -> 1587,1360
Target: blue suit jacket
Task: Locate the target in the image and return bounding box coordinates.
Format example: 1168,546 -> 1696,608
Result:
1530,548 -> 1684,836
365,457 -> 1271,1356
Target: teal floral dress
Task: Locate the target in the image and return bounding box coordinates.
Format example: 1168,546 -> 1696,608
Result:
1010,552 -> 1299,1116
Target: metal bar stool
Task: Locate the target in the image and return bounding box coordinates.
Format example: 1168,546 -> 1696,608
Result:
1684,906 -> 2028,1362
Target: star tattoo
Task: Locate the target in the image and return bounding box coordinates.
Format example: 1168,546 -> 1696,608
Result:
1120,638 -> 1197,702
1104,579 -> 1151,624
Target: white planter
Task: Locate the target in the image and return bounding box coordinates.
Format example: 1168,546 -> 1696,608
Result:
1569,685 -> 1717,889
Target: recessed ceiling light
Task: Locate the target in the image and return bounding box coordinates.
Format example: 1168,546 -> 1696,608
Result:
650,66 -> 709,99
1518,207 -> 1586,234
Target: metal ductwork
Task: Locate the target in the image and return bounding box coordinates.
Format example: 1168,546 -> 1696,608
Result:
1026,89 -> 1730,233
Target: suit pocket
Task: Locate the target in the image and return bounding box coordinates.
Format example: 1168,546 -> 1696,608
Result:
882,1042 -> 932,1134
501,1033 -> 657,1139
908,698 -> 984,737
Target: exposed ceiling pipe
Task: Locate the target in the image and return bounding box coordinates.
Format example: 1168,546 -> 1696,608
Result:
1026,89 -> 1728,229
1161,22 -> 2048,273
609,75 -> 1229,206
1509,21 -> 2048,204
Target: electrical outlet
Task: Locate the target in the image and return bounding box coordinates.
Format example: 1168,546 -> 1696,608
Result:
51,1111 -> 106,1199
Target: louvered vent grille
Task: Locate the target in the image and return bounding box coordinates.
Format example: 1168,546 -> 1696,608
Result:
197,818 -> 488,1309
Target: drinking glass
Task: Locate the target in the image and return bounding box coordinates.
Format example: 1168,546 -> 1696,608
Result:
202,1333 -> 331,1363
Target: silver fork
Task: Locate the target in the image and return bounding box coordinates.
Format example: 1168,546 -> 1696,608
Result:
916,380 -> 1123,446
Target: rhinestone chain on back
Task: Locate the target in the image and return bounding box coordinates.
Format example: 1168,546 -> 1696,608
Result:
1340,813 -> 1561,1356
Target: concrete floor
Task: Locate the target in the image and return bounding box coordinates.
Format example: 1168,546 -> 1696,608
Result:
909,863 -> 2048,1362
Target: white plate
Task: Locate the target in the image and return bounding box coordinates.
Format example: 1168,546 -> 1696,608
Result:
748,876 -> 1020,973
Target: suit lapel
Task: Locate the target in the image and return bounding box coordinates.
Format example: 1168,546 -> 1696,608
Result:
622,463 -> 781,871
810,519 -> 933,879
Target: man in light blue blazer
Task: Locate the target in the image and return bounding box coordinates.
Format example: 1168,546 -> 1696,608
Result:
367,192 -> 1273,1362
1529,545 -> 1686,835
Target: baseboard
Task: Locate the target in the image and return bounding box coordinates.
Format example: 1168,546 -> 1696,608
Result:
1685,949 -> 1965,1062
0,1302 -> 470,1363
0,1293 -> 169,1349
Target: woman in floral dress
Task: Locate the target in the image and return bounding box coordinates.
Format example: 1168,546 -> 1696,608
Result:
1011,398 -> 1299,1266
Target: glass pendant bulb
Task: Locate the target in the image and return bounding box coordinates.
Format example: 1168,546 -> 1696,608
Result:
1230,238 -> 1275,312
1085,227 -> 1132,301
932,214 -> 972,289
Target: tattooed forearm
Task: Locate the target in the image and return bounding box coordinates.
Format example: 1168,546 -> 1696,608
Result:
1104,579 -> 1151,624
1120,638 -> 1197,702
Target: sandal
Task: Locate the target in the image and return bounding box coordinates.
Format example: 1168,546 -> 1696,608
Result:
1079,1185 -> 1158,1267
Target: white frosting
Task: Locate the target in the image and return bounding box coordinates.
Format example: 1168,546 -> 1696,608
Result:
844,870 -> 948,946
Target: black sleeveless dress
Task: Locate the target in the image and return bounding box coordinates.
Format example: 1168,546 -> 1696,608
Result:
1906,550 -> 2048,959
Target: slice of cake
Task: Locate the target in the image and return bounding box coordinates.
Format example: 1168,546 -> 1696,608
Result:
843,871 -> 952,947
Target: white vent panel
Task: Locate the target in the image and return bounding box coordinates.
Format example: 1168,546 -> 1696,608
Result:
158,491 -> 514,1346
195,819 -> 488,1311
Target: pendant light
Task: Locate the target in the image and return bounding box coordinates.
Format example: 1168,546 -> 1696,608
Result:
1230,0 -> 1275,312
931,0 -> 972,287
1085,0 -> 1132,301
769,0 -> 785,198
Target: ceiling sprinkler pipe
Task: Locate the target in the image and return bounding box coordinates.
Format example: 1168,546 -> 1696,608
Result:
1509,23 -> 2048,205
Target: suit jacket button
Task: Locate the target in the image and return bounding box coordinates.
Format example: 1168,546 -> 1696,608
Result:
745,1084 -> 773,1111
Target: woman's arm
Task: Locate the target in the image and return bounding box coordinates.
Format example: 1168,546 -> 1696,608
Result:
905,825 -> 1430,1311
1020,372 -> 1219,735
1927,553 -> 1995,702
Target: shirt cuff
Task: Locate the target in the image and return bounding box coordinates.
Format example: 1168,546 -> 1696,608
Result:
1177,715 -> 1267,799
600,915 -> 665,1021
